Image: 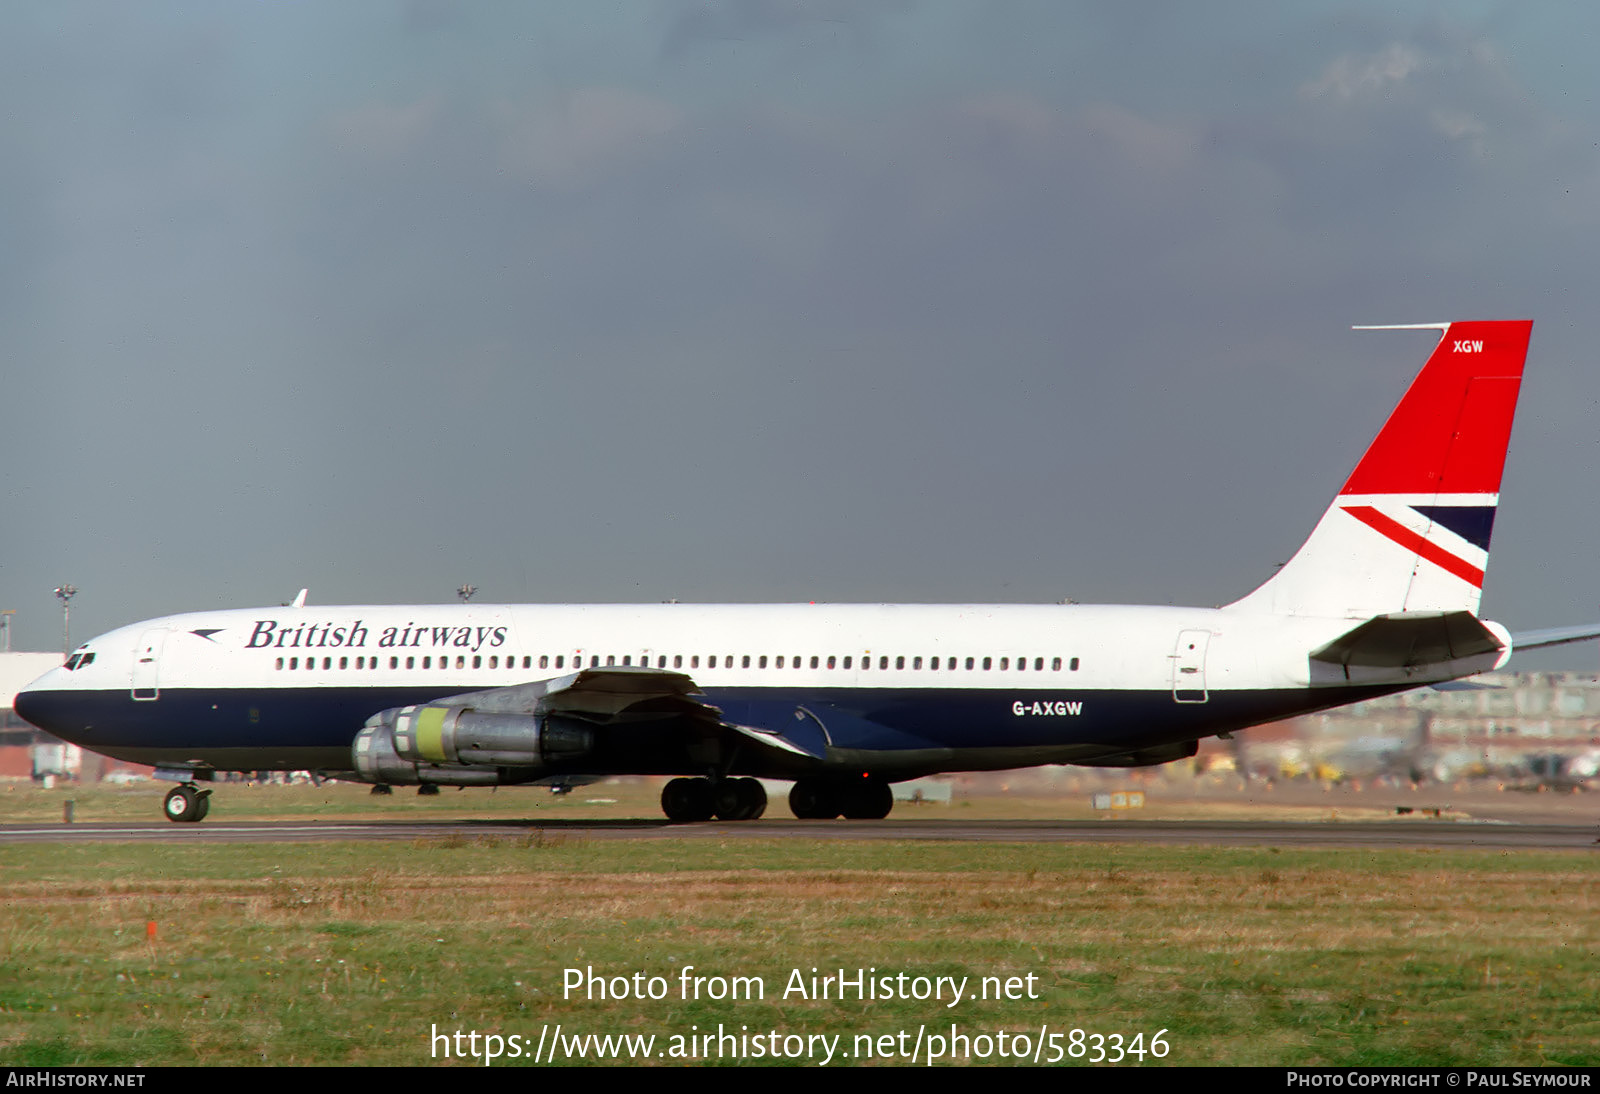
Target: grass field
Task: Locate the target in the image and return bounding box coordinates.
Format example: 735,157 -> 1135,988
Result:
1,797 -> 1596,1067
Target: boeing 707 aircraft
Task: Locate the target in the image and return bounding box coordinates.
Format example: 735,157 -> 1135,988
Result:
18,320 -> 1594,822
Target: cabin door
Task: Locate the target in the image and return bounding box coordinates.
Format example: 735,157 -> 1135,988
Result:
131,628 -> 168,701
1171,630 -> 1210,704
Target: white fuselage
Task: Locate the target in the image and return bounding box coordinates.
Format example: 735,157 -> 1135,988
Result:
17,601 -> 1503,778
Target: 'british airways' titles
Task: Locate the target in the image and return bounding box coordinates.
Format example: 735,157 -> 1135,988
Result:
246,620 -> 507,652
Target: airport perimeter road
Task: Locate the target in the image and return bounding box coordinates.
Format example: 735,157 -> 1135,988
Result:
0,818 -> 1596,850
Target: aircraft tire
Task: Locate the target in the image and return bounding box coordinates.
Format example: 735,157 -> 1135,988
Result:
841,779 -> 893,820
737,777 -> 767,820
713,777 -> 766,821
163,785 -> 206,824
662,777 -> 715,822
788,778 -> 840,820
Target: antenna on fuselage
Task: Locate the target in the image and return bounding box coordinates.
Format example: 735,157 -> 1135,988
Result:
290,589 -> 308,608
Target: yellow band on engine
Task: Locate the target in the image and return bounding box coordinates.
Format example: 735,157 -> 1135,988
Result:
415,706 -> 448,763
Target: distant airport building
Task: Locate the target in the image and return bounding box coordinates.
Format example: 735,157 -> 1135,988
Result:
1305,672 -> 1600,744
1243,672 -> 1600,785
0,651 -> 70,779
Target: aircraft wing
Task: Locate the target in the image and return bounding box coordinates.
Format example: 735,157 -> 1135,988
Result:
1508,623 -> 1600,651
439,666 -> 723,726
376,666 -> 828,771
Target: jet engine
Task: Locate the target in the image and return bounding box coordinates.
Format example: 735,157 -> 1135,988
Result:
352,702 -> 594,786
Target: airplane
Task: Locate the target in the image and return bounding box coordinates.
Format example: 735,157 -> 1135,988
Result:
17,320 -> 1600,824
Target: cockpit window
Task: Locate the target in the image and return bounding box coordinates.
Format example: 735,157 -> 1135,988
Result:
63,652 -> 94,671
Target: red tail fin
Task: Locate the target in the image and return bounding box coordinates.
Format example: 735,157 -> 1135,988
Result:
1340,320 -> 1530,497
1231,321 -> 1532,618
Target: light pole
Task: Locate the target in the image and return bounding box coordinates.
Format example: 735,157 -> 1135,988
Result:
54,585 -> 77,655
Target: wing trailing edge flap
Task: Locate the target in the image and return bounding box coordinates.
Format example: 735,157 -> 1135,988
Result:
725,723 -> 828,761
1310,610 -> 1503,669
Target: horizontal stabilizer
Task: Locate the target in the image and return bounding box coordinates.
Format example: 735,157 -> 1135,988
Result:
1508,622 -> 1600,652
1310,611 -> 1503,669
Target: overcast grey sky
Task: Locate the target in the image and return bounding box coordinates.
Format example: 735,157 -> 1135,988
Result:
4,2 -> 1599,668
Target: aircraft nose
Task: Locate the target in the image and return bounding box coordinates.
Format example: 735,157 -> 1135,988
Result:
13,680 -> 64,733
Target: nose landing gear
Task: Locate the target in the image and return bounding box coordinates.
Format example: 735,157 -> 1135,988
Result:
163,783 -> 212,823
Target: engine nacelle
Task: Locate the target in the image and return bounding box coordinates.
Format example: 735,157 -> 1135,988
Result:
350,724 -> 502,786
387,704 -> 593,766
351,702 -> 595,785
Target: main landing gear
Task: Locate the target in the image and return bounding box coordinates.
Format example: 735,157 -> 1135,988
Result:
658,776 -> 896,821
660,777 -> 767,822
163,784 -> 212,823
789,777 -> 894,820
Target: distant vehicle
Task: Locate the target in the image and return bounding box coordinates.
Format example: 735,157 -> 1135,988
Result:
17,321 -> 1599,823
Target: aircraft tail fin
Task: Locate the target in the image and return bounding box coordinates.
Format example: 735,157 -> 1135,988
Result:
1229,320 -> 1532,618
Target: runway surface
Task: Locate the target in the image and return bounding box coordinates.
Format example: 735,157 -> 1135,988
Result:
1,816 -> 1596,850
